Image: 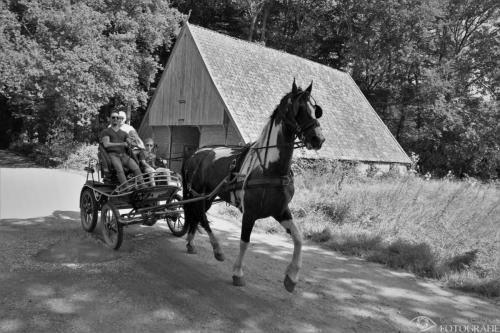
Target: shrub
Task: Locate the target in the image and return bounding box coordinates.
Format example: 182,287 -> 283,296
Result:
368,240 -> 437,277
308,227 -> 333,243
9,140 -> 36,156
444,249 -> 479,273
312,200 -> 351,224
324,230 -> 383,256
9,127 -> 80,167
445,270 -> 500,297
62,143 -> 98,170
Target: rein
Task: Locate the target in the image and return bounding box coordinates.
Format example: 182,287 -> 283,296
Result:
249,141 -> 305,151
256,91 -> 318,161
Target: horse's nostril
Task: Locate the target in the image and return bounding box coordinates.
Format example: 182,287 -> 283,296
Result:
311,136 -> 323,148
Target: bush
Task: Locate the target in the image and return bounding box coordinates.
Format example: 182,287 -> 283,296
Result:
322,229 -> 383,256
368,240 -> 437,277
445,270 -> 500,297
62,143 -> 98,170
9,140 -> 36,156
312,200 -> 351,224
444,249 -> 479,273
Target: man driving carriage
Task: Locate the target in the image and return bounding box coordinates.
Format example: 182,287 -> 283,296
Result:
100,111 -> 144,187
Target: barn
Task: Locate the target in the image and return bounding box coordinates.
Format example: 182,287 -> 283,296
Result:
138,22 -> 411,172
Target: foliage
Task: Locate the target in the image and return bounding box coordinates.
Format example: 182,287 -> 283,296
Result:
62,143 -> 98,170
0,0 -> 184,155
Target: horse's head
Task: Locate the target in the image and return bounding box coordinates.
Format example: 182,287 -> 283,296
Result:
275,80 -> 325,150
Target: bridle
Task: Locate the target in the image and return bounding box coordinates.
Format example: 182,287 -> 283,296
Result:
256,91 -> 322,165
257,91 -> 322,151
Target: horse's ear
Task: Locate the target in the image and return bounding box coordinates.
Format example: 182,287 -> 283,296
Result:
306,81 -> 313,94
292,79 -> 298,94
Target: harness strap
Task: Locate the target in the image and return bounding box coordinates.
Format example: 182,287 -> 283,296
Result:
222,175 -> 293,193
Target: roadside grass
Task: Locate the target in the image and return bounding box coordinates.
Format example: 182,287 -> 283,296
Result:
216,170 -> 500,298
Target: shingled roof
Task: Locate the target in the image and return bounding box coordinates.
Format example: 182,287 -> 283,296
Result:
186,24 -> 410,164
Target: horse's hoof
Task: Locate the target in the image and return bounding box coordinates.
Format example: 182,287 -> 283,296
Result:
186,244 -> 197,254
284,274 -> 296,293
232,275 -> 246,287
214,252 -> 225,262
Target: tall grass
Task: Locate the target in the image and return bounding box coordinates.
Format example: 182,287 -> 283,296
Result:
292,171 -> 500,297
217,167 -> 500,297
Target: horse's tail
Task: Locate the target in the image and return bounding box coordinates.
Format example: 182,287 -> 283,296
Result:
181,151 -> 199,236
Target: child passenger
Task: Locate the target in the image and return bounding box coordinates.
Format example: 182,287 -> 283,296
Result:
137,138 -> 172,186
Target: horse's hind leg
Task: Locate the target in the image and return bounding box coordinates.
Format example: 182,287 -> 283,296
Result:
185,202 -> 200,254
276,209 -> 302,293
186,230 -> 197,254
232,213 -> 256,287
200,213 -> 225,262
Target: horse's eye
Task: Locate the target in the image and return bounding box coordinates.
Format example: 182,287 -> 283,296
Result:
314,105 -> 323,119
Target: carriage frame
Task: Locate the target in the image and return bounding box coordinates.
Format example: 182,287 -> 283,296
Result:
79,156 -> 190,250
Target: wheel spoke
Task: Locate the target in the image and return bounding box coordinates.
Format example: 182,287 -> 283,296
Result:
81,189 -> 98,232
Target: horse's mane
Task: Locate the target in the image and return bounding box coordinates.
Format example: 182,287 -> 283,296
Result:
270,88 -> 303,120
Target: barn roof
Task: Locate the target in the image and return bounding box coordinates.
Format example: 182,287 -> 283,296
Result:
186,24 -> 410,164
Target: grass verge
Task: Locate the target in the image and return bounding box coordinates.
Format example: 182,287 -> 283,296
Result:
216,170 -> 500,298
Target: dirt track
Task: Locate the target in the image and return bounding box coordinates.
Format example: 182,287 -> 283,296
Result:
0,151 -> 499,333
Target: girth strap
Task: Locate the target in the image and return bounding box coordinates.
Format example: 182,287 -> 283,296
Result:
222,175 -> 293,193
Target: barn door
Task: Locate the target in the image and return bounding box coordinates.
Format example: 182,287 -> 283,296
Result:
169,126 -> 200,173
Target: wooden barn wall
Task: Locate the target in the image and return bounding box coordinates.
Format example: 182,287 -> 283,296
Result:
138,111 -> 153,139
148,28 -> 225,127
152,126 -> 171,160
199,121 -> 242,147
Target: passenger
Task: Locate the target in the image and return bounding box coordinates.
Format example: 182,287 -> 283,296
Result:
100,111 -> 144,188
140,138 -> 173,185
113,111 -> 145,149
142,138 -> 162,169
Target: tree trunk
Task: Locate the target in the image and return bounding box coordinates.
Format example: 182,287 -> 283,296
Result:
248,14 -> 258,41
260,3 -> 271,43
395,109 -> 406,141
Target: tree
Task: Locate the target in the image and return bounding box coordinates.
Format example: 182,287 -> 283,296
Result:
0,0 -> 183,150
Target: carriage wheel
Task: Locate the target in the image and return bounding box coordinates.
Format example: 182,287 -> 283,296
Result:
101,203 -> 123,250
166,194 -> 187,237
80,188 -> 98,232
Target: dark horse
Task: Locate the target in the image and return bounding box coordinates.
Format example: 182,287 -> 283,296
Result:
182,80 -> 325,292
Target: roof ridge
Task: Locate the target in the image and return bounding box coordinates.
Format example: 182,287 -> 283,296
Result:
188,23 -> 348,80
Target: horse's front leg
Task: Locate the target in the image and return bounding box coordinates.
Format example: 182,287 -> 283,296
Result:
280,218 -> 303,293
232,213 -> 255,287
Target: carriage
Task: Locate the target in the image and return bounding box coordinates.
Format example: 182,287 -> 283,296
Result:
79,145 -> 188,250
80,80 -> 324,292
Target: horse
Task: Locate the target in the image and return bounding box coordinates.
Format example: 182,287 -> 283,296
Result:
181,79 -> 325,292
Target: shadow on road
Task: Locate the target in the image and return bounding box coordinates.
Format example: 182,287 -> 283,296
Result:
1,210 -> 499,333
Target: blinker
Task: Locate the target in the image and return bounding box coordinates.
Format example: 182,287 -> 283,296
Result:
314,105 -> 323,119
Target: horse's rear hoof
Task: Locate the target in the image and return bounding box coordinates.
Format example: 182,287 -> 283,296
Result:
186,244 -> 197,254
214,252 -> 225,262
284,274 -> 296,292
232,275 -> 246,287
